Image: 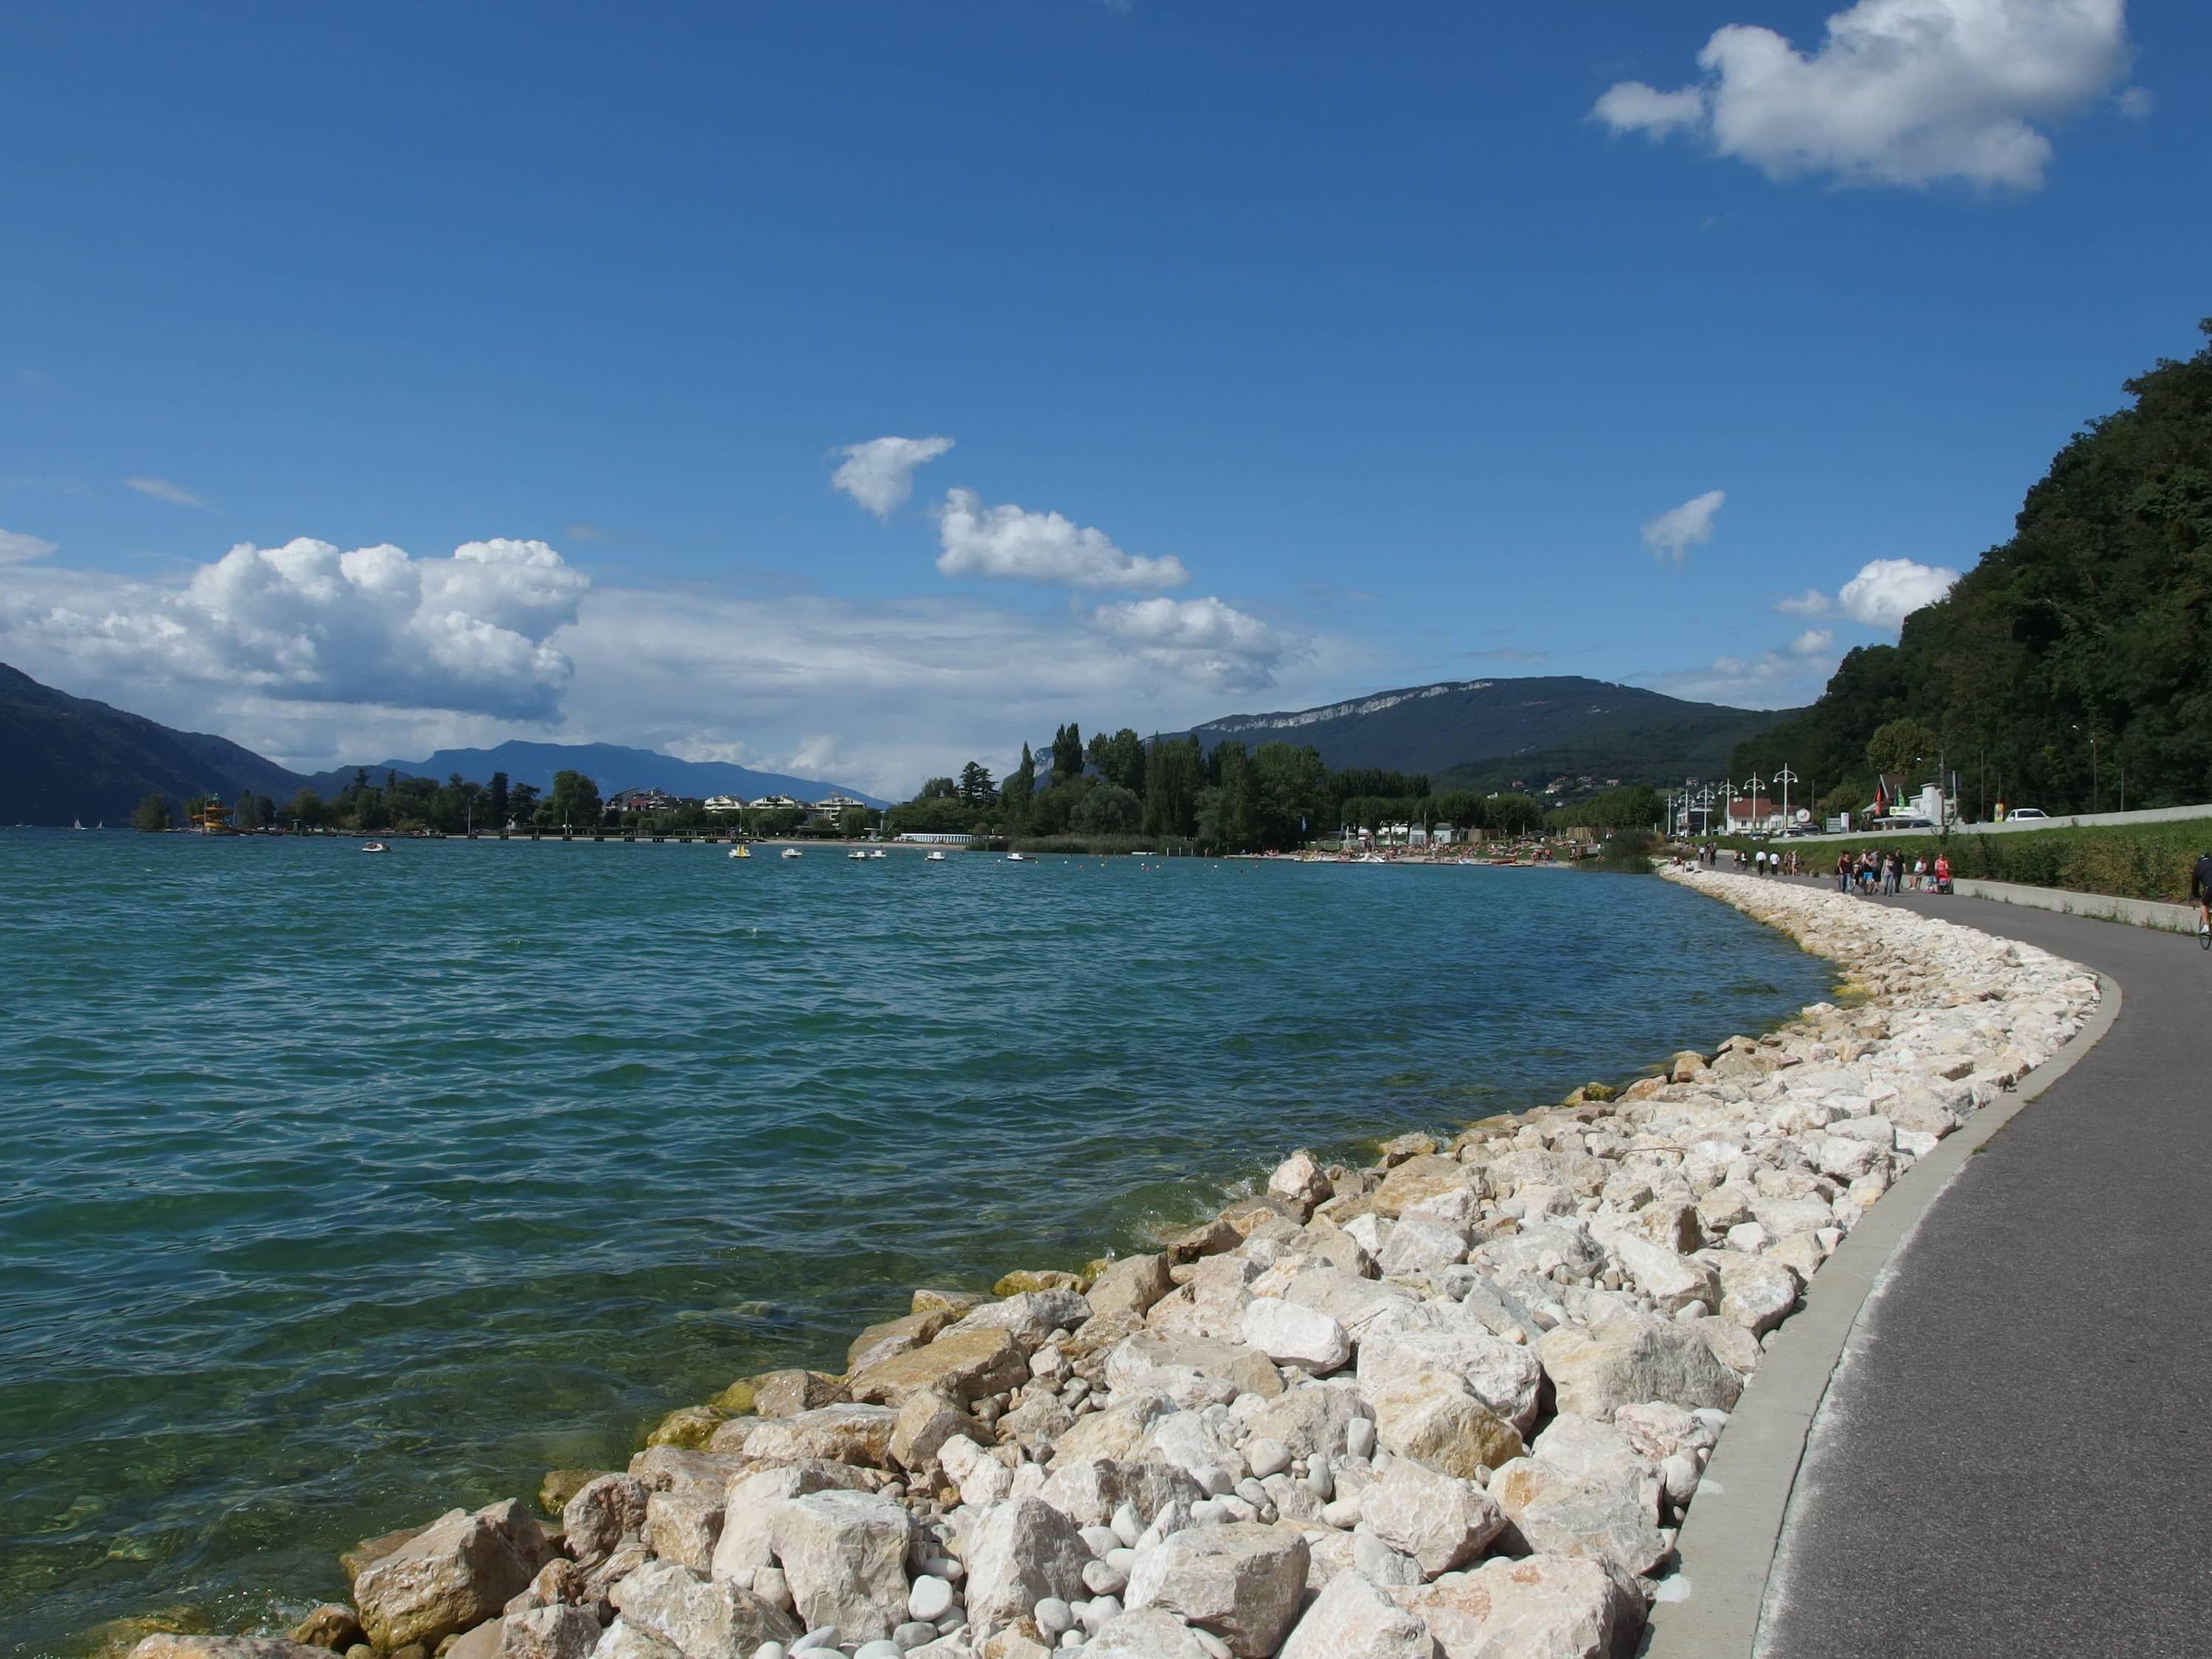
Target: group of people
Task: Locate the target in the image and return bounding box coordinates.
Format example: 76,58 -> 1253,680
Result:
1677,843 -> 1804,875
1834,846 -> 1950,895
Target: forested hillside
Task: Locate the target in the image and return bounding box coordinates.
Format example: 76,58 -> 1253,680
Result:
0,664 -> 304,824
1736,321 -> 2212,816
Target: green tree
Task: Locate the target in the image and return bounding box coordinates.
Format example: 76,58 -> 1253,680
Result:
131,792 -> 171,833
283,787 -> 324,828
1865,717 -> 1940,780
234,789 -> 261,831
1004,744 -> 1036,833
919,776 -> 959,800
1073,782 -> 1142,835
487,771 -> 509,825
549,769 -> 602,827
959,761 -> 998,804
1143,736 -> 1203,837
1051,723 -> 1085,783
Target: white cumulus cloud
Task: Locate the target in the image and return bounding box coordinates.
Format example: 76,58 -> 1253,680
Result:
1,536 -> 589,721
1641,490 -> 1725,567
936,487 -> 1189,591
1837,556 -> 1960,627
1774,588 -> 1832,616
1593,0 -> 2132,189
0,528 -> 58,563
124,476 -> 209,509
1788,627 -> 1835,655
831,436 -> 955,519
1091,595 -> 1290,692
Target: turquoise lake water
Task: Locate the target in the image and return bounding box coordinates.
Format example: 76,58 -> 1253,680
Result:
0,833 -> 1829,1654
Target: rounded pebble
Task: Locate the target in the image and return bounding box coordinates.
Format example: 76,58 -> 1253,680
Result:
1345,1419 -> 1377,1460
753,1646 -> 786,1659
790,1631 -> 840,1654
1079,1596 -> 1121,1633
1078,1525 -> 1119,1558
1034,1597 -> 1074,1637
1081,1557 -> 1127,1596
908,1575 -> 956,1623
1109,1503 -> 1141,1547
1193,1464 -> 1234,1498
893,1624 -> 939,1652
1244,1436 -> 1292,1479
854,1644 -> 902,1659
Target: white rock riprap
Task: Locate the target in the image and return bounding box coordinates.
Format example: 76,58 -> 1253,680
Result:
168,872 -> 2096,1659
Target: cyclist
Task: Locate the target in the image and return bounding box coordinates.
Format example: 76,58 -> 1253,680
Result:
2192,849 -> 2212,938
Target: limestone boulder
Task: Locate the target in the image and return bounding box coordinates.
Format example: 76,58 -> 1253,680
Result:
625,1447 -> 751,1504
1358,1456 -> 1506,1576
1488,1457 -> 1669,1579
1036,1457 -> 1205,1530
1377,1217 -> 1471,1276
126,1643 -> 326,1659
1405,1553 -> 1641,1659
1719,1256 -> 1801,1336
1125,1522 -> 1310,1658
1526,1416 -> 1660,1514
1611,1401 -> 1715,1464
846,1309 -> 954,1374
1269,1150 -> 1334,1208
1240,1380 -> 1373,1461
964,1496 -> 1091,1630
1276,1568 -> 1437,1659
1357,1326 -> 1543,1432
1537,1315 -> 1743,1419
1374,1155 -> 1483,1219
606,1559 -> 800,1659
769,1487 -> 913,1642
585,1618 -> 679,1659
1283,1267 -> 1419,1340
563,1475 -> 649,1568
711,1461 -> 874,1581
889,1391 -> 985,1475
1105,1330 -> 1276,1408
1048,1388 -> 1175,1467
946,1290 -> 1093,1350
739,1402 -> 898,1467
641,1489 -> 723,1574
497,1604 -> 600,1659
847,1326 -> 1029,1408
1607,1234 -> 1720,1316
352,1500 -> 550,1652
1366,1370 -> 1524,1480
748,1368 -> 848,1419
1239,1298 -> 1352,1373
1081,1609 -> 1215,1658
1086,1253 -> 1175,1321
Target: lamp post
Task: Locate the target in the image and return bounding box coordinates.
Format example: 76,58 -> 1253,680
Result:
1775,765 -> 1797,835
1745,771 -> 1765,839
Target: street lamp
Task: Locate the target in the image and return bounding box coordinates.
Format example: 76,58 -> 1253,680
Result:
1775,765 -> 1798,832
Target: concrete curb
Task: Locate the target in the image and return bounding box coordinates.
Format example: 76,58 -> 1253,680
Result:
1638,947 -> 2124,1657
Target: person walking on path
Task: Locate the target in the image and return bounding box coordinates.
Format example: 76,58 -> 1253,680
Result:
2193,849 -> 2212,938
1836,850 -> 1854,894
1934,850 -> 1952,893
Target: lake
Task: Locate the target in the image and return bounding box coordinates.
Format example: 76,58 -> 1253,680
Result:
0,833 -> 1828,1654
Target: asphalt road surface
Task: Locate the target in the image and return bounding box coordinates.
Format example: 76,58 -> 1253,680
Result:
1757,891 -> 2212,1658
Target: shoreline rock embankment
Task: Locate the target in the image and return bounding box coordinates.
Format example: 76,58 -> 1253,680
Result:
138,870 -> 2098,1659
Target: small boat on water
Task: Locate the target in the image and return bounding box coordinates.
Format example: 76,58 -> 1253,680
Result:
847,849 -> 869,860
868,849 -> 886,859
360,841 -> 389,854
71,818 -> 88,831
781,847 -> 803,860
1006,851 -> 1029,862
925,849 -> 947,862
728,844 -> 751,859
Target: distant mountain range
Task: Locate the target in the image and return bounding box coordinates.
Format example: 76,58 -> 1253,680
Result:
1189,677 -> 1793,791
0,664 -> 882,823
301,742 -> 884,807
0,663 -> 304,824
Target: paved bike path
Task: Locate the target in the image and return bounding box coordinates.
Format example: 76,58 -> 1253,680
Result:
1756,890 -> 2212,1658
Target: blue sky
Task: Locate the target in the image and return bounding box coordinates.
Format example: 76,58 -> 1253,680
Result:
1,0 -> 2205,795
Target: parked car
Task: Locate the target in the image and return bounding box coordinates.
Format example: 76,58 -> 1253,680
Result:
1876,815 -> 1938,830
2006,807 -> 2049,821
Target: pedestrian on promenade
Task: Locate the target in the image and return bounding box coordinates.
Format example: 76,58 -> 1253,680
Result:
1935,851 -> 1952,894
1836,850 -> 1853,893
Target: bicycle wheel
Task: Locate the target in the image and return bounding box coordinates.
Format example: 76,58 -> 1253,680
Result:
2201,924 -> 2210,951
